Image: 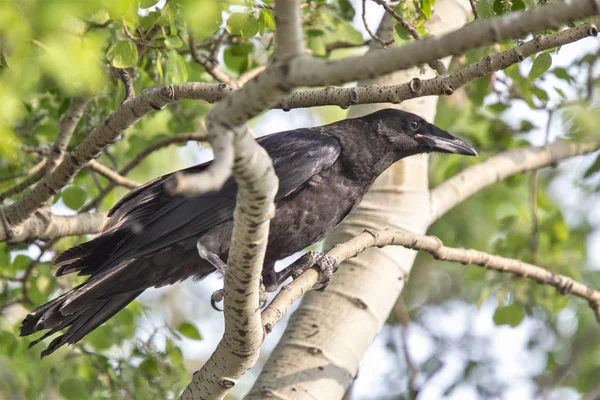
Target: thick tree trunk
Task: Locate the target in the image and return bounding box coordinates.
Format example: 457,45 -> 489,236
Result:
247,1 -> 470,398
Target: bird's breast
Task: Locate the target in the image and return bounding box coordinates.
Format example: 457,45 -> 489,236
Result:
266,165 -> 367,261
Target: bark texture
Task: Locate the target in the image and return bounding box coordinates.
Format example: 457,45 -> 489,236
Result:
248,1 -> 470,398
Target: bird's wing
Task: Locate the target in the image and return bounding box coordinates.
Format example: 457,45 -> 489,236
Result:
55,129 -> 341,276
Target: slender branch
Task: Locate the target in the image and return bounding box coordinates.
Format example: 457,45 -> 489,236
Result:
529,110 -> 554,262
0,212 -> 107,242
82,133 -> 207,211
363,0 -> 394,47
278,19 -> 600,109
287,0 -> 600,86
0,160 -> 46,202
429,139 -> 600,224
45,97 -> 90,177
122,20 -> 164,49
189,30 -> 237,87
470,0 -> 480,19
372,0 -> 448,75
86,160 -> 139,189
262,228 -> 600,333
0,84 -> 222,229
117,69 -> 136,102
392,297 -> 419,399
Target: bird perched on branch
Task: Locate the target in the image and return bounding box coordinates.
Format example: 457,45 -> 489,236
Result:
21,109 -> 477,357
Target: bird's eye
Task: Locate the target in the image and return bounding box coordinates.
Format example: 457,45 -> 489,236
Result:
409,120 -> 419,131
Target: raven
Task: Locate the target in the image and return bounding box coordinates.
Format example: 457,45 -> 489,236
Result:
21,109 -> 476,357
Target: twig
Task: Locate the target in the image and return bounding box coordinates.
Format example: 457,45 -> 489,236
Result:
470,0 -> 480,19
122,19 -> 164,49
262,228 -> 600,332
87,160 -> 140,189
372,0 -> 448,75
0,160 -> 46,202
278,19 -> 600,109
189,30 -> 237,87
529,110 -> 554,263
362,0 -> 394,47
392,297 -> 419,399
82,133 -> 207,212
118,69 -> 136,102
430,139 -> 600,224
46,97 -> 90,177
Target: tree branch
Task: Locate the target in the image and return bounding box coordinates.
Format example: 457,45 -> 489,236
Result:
178,1 -> 304,398
287,0 -> 600,86
277,18 -> 600,109
0,212 -> 107,243
262,228 -> 600,335
429,139 -> 600,223
86,160 -> 139,189
189,30 -> 237,88
0,160 -> 46,202
372,0 -> 448,75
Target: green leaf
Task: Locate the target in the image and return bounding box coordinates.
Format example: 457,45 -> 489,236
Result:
259,9 -> 275,30
338,0 -> 356,20
493,0 -> 505,14
165,35 -> 183,49
166,51 -> 188,84
306,29 -> 326,57
584,154 -> 600,178
223,43 -> 254,74
62,186 -> 87,210
529,53 -> 552,80
177,321 -> 202,340
178,0 -> 222,40
421,0 -> 433,19
333,21 -> 364,45
106,40 -> 138,69
140,0 -> 161,8
139,357 -> 159,376
493,303 -> 525,327
59,378 -> 88,400
511,0 -> 526,11
553,67 -> 575,83
226,13 -> 259,38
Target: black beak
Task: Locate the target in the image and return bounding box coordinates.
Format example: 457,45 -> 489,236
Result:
416,133 -> 478,157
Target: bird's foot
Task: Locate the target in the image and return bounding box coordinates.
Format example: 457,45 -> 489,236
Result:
295,251 -> 338,291
263,251 -> 339,292
209,282 -> 269,312
210,289 -> 225,311
197,241 -> 226,274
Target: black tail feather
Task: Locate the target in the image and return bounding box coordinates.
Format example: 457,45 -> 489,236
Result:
21,285 -> 143,358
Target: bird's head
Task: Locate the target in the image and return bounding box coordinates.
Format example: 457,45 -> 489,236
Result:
364,108 -> 478,157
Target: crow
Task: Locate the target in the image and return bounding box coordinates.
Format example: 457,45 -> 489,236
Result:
20,109 -> 477,357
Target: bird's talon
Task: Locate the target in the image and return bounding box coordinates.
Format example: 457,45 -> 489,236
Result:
316,254 -> 337,291
210,289 -> 225,311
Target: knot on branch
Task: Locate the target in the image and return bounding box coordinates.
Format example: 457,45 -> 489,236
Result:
409,78 -> 422,94
218,378 -> 236,389
589,24 -> 598,37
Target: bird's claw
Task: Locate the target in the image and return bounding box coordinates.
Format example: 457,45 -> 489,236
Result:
210,289 -> 224,311
210,283 -> 269,312
314,254 -> 337,291
289,251 -> 338,291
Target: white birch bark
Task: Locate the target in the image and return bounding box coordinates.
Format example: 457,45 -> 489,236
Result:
248,1 -> 470,397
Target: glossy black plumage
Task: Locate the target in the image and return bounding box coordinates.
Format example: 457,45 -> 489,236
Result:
20,109 -> 476,357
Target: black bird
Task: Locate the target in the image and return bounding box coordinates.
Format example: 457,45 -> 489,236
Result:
20,109 -> 476,357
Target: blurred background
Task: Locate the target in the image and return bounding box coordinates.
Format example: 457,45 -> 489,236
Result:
1,0 -> 599,399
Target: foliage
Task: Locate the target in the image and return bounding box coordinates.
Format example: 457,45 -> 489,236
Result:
0,0 -> 599,399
